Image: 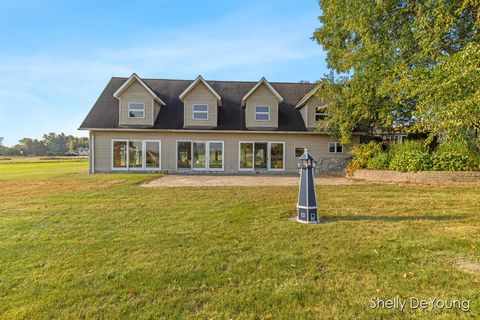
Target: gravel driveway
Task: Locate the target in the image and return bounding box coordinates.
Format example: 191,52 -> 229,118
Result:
142,174 -> 351,187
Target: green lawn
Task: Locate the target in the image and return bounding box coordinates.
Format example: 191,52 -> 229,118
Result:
0,158 -> 479,319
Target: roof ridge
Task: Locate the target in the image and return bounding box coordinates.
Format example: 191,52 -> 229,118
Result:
111,76 -> 317,85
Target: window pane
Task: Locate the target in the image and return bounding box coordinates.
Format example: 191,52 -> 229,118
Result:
295,147 -> 305,158
270,143 -> 284,169
192,142 -> 206,169
129,141 -> 143,168
240,143 -> 253,169
315,107 -> 326,121
193,112 -> 208,120
255,113 -> 269,121
209,142 -> 223,169
113,141 -> 127,168
146,141 -> 160,168
129,103 -> 145,118
256,106 -> 269,113
336,144 -> 343,153
329,143 -> 336,153
254,143 -> 267,169
193,104 -> 208,112
129,110 -> 144,118
129,103 -> 144,110
177,141 -> 192,169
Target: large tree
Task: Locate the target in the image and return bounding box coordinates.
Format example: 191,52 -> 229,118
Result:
313,0 -> 480,144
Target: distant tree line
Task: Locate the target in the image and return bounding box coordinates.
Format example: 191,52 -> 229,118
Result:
0,133 -> 88,156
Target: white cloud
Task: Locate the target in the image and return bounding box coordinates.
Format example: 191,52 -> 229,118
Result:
0,15 -> 325,145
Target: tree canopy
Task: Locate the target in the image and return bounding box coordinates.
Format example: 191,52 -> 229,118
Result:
313,0 -> 480,144
0,133 -> 88,156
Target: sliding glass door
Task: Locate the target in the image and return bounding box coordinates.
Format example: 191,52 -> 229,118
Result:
254,143 -> 267,169
112,140 -> 161,170
177,141 -> 224,171
192,142 -> 207,169
239,141 -> 284,171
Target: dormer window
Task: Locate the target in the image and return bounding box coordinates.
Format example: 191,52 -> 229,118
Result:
128,102 -> 145,118
255,106 -> 270,121
192,104 -> 209,120
315,107 -> 327,122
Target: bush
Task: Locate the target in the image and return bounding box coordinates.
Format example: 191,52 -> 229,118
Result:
388,140 -> 433,172
366,152 -> 390,169
432,138 -> 480,171
349,141 -> 382,167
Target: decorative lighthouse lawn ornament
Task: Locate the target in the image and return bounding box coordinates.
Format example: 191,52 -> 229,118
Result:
297,149 -> 319,223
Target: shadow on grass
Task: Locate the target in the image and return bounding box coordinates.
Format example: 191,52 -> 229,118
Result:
322,214 -> 464,222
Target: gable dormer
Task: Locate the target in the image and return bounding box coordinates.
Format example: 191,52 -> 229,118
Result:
242,77 -> 283,130
114,73 -> 165,127
179,76 -> 222,129
295,85 -> 328,130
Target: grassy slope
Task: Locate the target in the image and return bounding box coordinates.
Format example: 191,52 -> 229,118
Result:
0,159 -> 479,319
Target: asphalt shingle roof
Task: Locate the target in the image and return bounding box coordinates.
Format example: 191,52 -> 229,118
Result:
79,77 -> 317,131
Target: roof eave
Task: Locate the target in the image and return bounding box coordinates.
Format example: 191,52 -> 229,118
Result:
178,75 -> 222,106
113,73 -> 166,106
241,77 -> 284,107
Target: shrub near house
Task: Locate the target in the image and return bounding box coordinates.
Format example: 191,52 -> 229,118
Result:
348,138 -> 480,173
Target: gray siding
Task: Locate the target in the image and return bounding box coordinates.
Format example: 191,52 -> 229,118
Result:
118,81 -> 155,127
245,83 -> 279,129
304,96 -> 329,130
92,130 -> 359,174
183,82 -> 218,128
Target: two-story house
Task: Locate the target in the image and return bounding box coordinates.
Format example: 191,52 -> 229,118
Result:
79,73 -> 362,174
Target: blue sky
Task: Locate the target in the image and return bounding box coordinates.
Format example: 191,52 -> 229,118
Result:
0,0 -> 328,146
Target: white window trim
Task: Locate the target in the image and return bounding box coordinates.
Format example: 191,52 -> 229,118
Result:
127,102 -> 146,119
315,106 -> 327,122
176,140 -> 224,172
207,141 -> 225,171
238,141 -> 285,172
127,139 -> 145,171
268,141 -> 285,172
192,104 -> 209,121
112,139 -> 129,171
145,140 -> 162,170
254,105 -> 270,121
111,139 -> 162,171
328,142 -> 344,153
192,141 -> 208,171
238,141 -> 255,172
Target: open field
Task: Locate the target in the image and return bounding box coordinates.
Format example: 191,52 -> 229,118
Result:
1,158 -> 479,319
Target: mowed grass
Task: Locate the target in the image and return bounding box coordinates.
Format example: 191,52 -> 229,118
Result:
0,158 -> 479,319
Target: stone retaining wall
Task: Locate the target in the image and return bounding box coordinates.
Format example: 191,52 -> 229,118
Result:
351,169 -> 480,184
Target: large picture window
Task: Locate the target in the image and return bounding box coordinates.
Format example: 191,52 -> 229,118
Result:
146,141 -> 161,169
112,140 -> 161,170
239,142 -> 254,169
129,141 -> 143,169
113,141 -> 127,169
192,142 -> 207,169
270,143 -> 284,170
209,142 -> 223,169
239,141 -> 284,171
177,141 -> 192,169
177,141 -> 223,171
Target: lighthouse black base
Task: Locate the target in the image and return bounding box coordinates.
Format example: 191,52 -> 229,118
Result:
297,206 -> 319,223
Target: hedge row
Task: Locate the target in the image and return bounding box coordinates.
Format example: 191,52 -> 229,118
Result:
348,139 -> 480,173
